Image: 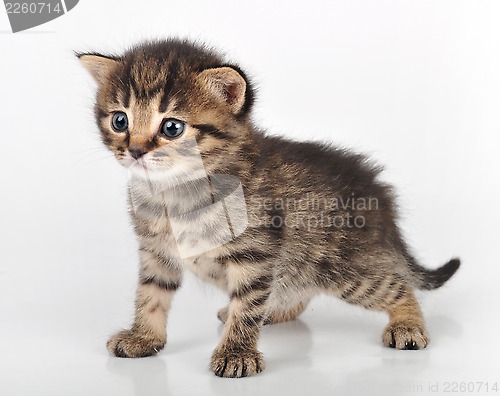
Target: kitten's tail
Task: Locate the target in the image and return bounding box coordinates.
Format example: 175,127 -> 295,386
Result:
411,258 -> 461,290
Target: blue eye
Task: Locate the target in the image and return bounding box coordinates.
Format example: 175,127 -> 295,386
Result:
161,118 -> 185,138
112,112 -> 128,132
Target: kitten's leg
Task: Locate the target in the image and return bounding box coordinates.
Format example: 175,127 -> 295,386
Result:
218,300 -> 309,325
211,263 -> 273,378
107,249 -> 182,358
339,278 -> 429,349
381,288 -> 429,350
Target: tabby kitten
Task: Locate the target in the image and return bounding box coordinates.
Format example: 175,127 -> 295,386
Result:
78,39 -> 460,378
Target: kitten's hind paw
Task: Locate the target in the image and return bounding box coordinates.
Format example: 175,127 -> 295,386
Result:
217,307 -> 229,324
210,349 -> 265,378
107,329 -> 165,358
382,322 -> 429,350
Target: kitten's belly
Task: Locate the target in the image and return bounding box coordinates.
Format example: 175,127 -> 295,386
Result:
182,252 -> 307,313
182,254 -> 229,291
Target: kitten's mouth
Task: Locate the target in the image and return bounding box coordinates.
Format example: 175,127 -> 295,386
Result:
129,159 -> 169,179
127,159 -> 154,176
133,159 -> 149,171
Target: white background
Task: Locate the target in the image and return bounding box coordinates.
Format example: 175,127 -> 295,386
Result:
1,1 -> 499,395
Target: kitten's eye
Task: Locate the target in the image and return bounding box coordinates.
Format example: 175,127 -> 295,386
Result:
161,118 -> 185,138
112,112 -> 129,132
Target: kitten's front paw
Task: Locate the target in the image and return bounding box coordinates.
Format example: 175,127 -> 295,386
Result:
107,329 -> 166,358
210,348 -> 265,378
382,322 -> 429,350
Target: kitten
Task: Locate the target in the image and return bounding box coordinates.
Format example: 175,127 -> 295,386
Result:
78,39 -> 460,378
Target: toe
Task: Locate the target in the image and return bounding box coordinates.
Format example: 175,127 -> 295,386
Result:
211,349 -> 264,378
107,329 -> 165,358
383,323 -> 429,350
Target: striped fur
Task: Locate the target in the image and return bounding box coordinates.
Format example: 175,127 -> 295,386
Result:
79,39 -> 460,377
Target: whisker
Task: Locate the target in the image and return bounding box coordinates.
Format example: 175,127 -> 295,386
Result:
70,153 -> 116,168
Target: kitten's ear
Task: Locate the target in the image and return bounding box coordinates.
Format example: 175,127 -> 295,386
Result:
77,53 -> 119,86
198,66 -> 249,115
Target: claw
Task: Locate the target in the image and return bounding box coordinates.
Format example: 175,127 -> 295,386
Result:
389,331 -> 396,348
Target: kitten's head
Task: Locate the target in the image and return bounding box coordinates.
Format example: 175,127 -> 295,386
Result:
78,39 -> 254,181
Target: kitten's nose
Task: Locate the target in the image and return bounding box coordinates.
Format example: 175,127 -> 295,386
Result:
129,147 -> 147,160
